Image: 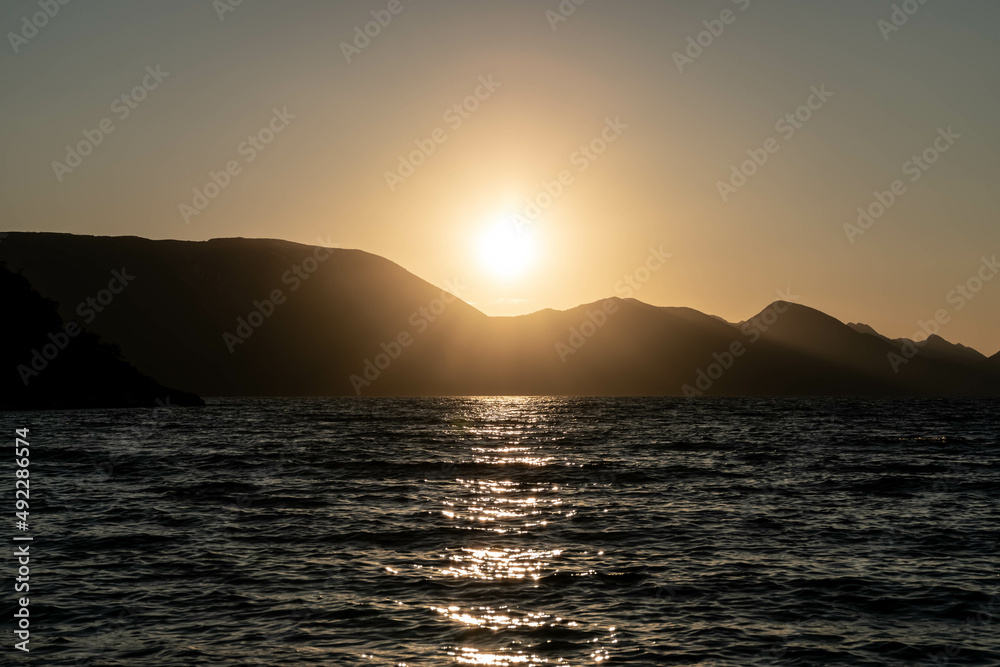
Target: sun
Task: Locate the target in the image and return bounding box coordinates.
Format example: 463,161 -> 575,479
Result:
477,216 -> 538,280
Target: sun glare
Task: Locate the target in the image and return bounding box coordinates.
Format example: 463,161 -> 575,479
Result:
477,217 -> 537,280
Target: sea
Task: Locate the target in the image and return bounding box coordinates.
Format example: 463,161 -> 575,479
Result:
3,397 -> 999,666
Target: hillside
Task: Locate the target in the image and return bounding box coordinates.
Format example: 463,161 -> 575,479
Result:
2,232 -> 997,398
1,261 -> 204,410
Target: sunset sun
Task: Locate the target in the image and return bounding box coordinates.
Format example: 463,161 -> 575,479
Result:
477,217 -> 538,280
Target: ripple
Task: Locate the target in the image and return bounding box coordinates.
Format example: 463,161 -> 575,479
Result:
4,397 -> 999,665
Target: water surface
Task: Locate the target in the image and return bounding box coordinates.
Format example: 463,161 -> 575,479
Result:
5,397 -> 1000,665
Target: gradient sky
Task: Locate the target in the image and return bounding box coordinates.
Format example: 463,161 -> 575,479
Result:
2,0 -> 998,354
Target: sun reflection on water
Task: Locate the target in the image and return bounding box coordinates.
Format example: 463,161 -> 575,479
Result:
433,605 -> 559,630
449,647 -> 558,665
421,398 -> 615,665
470,445 -> 554,467
441,547 -> 562,581
442,479 -> 567,531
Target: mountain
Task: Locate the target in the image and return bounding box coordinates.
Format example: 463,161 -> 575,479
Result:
902,335 -> 989,367
2,232 -> 998,398
1,261 -> 203,410
847,322 -> 887,340
848,322 -> 990,368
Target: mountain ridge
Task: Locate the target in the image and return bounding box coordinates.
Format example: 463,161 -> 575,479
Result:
2,232 -> 997,398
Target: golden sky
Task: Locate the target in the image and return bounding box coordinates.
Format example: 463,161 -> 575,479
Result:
2,0 -> 998,354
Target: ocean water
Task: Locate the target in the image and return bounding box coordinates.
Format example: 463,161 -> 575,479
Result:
4,397 -> 1000,666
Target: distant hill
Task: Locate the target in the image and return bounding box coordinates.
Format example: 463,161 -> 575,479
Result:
848,322 -> 989,368
2,232 -> 998,398
1,261 -> 203,410
846,322 -> 888,340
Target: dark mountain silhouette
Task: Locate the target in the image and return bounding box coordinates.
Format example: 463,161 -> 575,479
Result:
848,322 -> 989,368
900,336 -> 988,368
1,261 -> 203,410
846,322 -> 885,339
2,232 -> 997,398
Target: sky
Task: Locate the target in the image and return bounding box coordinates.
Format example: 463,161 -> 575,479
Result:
2,0 -> 998,354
